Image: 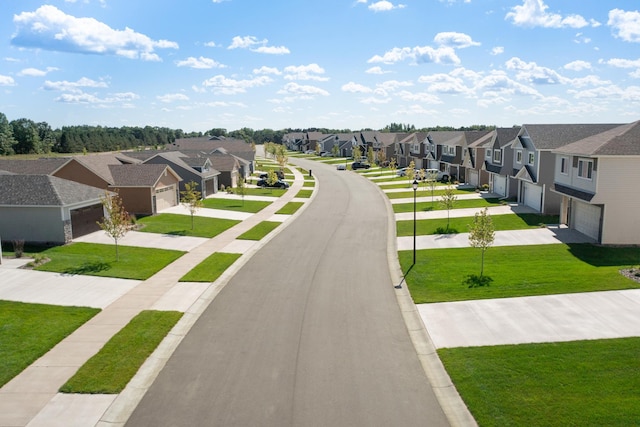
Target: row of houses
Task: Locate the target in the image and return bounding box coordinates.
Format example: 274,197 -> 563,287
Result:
284,121 -> 640,245
0,137 -> 255,245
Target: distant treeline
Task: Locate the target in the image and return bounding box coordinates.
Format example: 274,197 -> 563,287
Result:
0,112 -> 496,156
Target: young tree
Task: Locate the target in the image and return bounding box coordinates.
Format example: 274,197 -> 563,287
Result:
236,176 -> 246,206
331,143 -> 339,157
367,146 -> 375,165
389,157 -> 397,176
352,145 -> 362,161
426,169 -> 439,208
266,170 -> 279,186
181,181 -> 203,230
406,160 -> 416,182
468,208 -> 495,277
377,149 -> 387,166
97,191 -> 132,261
275,144 -> 288,173
418,168 -> 427,190
439,183 -> 457,231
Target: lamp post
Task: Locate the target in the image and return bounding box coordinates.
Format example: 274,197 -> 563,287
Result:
412,179 -> 418,265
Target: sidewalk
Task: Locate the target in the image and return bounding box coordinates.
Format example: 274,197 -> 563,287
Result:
0,164 -> 309,427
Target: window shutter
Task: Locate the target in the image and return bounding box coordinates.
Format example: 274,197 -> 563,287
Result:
572,157 -> 578,167
593,158 -> 597,171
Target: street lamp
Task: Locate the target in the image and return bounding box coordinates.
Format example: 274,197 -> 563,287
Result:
412,179 -> 418,265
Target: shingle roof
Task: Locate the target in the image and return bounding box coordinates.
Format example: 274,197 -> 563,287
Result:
0,158 -> 69,175
108,164 -> 176,187
427,131 -> 465,145
553,120 -> 640,156
0,175 -> 105,206
208,153 -> 239,171
522,123 -> 622,150
494,127 -> 520,147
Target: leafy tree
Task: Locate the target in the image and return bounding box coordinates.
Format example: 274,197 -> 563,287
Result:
426,169 -> 439,208
275,144 -> 288,173
376,149 -> 387,166
352,145 -> 362,161
367,146 -> 375,165
331,143 -> 339,157
180,181 -> 203,230
11,118 -> 41,154
266,170 -> 278,188
315,141 -> 321,156
0,113 -> 16,155
468,208 -> 495,277
236,176 -> 246,206
389,157 -> 397,175
406,160 -> 416,182
418,168 -> 426,190
439,182 -> 457,231
97,191 -> 132,261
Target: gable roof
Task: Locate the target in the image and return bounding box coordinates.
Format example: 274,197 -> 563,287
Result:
0,158 -> 70,175
108,164 -> 181,187
553,120 -> 640,156
521,123 -> 622,150
143,151 -> 220,178
0,174 -> 105,206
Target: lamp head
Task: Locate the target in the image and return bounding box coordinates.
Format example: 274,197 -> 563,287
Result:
412,179 -> 418,190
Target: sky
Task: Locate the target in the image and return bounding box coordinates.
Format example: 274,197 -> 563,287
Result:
1,0 -> 640,133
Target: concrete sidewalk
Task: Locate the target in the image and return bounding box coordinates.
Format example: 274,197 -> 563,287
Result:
0,163 -> 310,427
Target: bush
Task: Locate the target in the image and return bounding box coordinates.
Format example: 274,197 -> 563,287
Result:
462,274 -> 493,288
12,240 -> 24,258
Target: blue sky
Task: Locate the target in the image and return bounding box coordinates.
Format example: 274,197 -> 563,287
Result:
2,0 -> 640,132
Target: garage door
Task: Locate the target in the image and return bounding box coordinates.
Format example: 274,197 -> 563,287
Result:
155,185 -> 177,212
523,182 -> 543,211
71,204 -> 103,238
492,175 -> 507,197
468,170 -> 478,187
572,200 -> 601,241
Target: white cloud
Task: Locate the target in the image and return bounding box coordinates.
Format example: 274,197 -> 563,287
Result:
55,90 -> 139,104
396,90 -> 442,104
476,70 -> 542,98
0,75 -> 15,86
604,58 -> 640,69
18,67 -> 58,77
341,82 -> 373,93
418,73 -> 472,95
157,93 -> 190,103
204,41 -> 217,47
608,9 -> 640,43
505,0 -> 596,29
564,60 -> 591,71
283,64 -> 328,81
433,32 -> 480,48
368,46 -> 459,65
505,57 -> 568,84
368,1 -> 406,12
11,5 -> 178,61
569,75 -> 611,89
202,75 -> 272,94
365,66 -> 391,74
228,35 -> 290,54
491,46 -> 504,56
44,77 -> 108,92
253,66 -> 281,75
360,97 -> 391,104
175,56 -> 225,69
278,82 -> 329,96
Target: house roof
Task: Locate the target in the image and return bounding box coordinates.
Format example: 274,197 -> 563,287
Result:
108,164 -> 180,187
427,131 -> 464,145
208,152 -> 239,172
0,158 -> 70,175
553,120 -> 640,156
0,174 -> 105,206
143,151 -> 220,178
521,123 -> 622,150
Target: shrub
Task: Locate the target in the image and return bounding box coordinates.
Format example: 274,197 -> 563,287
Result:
462,274 -> 493,288
12,240 -> 24,258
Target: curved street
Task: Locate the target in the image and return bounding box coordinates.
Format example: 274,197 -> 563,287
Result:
125,158 -> 450,426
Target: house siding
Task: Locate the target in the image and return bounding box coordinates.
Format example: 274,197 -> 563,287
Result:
592,157 -> 640,244
0,206 -> 66,244
539,151 -> 561,214
54,161 -> 110,189
114,187 -> 153,216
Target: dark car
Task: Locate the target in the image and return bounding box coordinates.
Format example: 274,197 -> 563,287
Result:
259,170 -> 285,180
257,179 -> 290,189
351,161 -> 371,170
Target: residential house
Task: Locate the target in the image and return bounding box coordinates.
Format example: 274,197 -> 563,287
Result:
481,127 -> 520,198
462,131 -> 494,188
207,150 -> 241,189
552,121 -> 640,244
512,124 -> 621,213
169,136 -> 256,175
140,151 -> 219,198
0,174 -> 107,245
373,132 -> 398,166
282,132 -> 305,151
424,131 -> 464,178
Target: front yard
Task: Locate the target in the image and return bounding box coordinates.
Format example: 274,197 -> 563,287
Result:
137,214 -> 240,238
396,213 -> 559,236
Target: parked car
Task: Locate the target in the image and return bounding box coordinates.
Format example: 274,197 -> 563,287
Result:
336,164 -> 346,170
257,179 -> 290,189
259,170 -> 284,180
351,161 -> 371,170
321,152 -> 333,157
425,168 -> 450,182
396,167 -> 420,177
304,150 -> 316,154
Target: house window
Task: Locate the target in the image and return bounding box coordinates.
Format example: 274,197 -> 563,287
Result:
493,149 -> 502,164
528,152 -> 535,165
516,150 -> 522,164
578,159 -> 593,180
560,157 -> 568,175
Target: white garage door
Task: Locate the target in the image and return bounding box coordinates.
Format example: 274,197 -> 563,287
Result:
468,170 -> 478,187
523,182 -> 543,212
155,185 -> 177,212
492,175 -> 507,197
573,200 -> 601,241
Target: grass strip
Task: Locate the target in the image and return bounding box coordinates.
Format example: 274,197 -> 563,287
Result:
35,243 -> 184,280
439,338 -> 640,426
0,301 -> 100,387
399,243 -> 640,303
276,202 -> 304,215
179,252 -> 241,282
386,188 -> 475,199
137,214 -> 240,238
60,310 -> 182,394
201,198 -> 271,213
393,197 -> 502,213
237,221 -> 281,241
396,213 -> 559,236
295,189 -> 313,198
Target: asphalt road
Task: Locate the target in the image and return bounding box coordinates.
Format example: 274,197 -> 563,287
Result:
126,159 -> 449,427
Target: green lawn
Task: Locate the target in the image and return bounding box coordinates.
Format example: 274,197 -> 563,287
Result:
295,189 -> 313,198
60,310 -> 183,394
237,221 -> 281,241
386,187 -> 475,199
138,214 -> 240,238
396,213 -> 559,236
439,338 -> 640,426
276,202 -> 304,215
35,243 -> 185,280
379,181 -> 449,190
399,244 -> 640,303
231,187 -> 287,197
302,181 -> 315,188
0,300 -> 100,387
393,197 -> 502,213
201,197 -> 271,213
179,252 -> 242,282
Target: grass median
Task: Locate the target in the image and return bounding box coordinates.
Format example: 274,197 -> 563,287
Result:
439,337 -> 640,426
60,310 -> 183,394
201,198 -> 271,213
393,197 -> 502,213
138,214 -> 240,238
237,221 -> 281,241
276,202 -> 304,215
0,301 -> 100,387
399,243 -> 640,303
179,252 -> 242,282
396,213 -> 559,236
